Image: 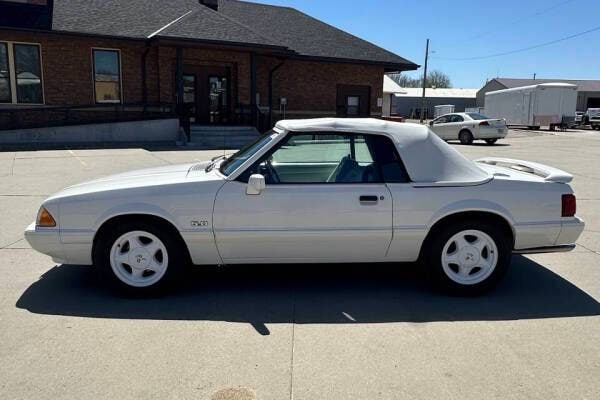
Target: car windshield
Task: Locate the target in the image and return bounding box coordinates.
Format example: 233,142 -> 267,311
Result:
219,131 -> 276,176
466,113 -> 489,120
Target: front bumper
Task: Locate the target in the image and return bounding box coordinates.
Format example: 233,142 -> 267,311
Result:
24,222 -> 67,264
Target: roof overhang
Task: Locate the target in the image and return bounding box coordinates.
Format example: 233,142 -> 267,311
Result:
289,54 -> 419,71
154,36 -> 294,56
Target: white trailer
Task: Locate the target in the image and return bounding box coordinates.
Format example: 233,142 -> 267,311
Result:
484,83 -> 577,130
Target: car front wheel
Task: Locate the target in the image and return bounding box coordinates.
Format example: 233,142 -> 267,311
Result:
424,221 -> 511,295
94,221 -> 185,294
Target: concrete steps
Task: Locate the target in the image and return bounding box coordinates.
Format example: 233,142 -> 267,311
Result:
188,125 -> 260,149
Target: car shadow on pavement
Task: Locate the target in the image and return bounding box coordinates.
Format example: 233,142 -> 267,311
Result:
16,255 -> 600,335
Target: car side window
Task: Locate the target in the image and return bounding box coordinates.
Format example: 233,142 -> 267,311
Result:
239,133 -> 379,184
433,116 -> 449,124
449,115 -> 464,123
238,132 -> 409,184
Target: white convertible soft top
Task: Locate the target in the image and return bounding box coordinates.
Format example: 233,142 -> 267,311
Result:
275,118 -> 491,186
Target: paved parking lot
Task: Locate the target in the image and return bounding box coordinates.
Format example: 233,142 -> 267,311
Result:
1,128 -> 599,399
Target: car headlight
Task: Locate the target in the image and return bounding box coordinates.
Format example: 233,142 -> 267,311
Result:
36,206 -> 56,227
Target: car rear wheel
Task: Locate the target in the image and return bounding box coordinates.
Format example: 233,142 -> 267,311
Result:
458,130 -> 474,145
485,138 -> 498,145
94,221 -> 185,294
424,220 -> 511,295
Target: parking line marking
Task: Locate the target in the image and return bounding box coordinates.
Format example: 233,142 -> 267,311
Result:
68,149 -> 88,168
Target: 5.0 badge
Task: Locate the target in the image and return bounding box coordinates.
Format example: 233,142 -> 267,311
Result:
190,220 -> 209,227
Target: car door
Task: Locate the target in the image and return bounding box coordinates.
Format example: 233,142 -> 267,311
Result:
444,114 -> 467,139
213,132 -> 393,263
430,115 -> 451,139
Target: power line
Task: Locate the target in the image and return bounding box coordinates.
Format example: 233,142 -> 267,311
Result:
432,25 -> 600,61
461,0 -> 576,42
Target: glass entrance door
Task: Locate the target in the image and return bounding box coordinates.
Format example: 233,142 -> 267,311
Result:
180,66 -> 231,125
208,76 -> 229,124
182,74 -> 196,123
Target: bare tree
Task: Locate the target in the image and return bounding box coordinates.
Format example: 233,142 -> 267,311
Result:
388,73 -> 420,88
426,70 -> 452,88
389,70 -> 452,88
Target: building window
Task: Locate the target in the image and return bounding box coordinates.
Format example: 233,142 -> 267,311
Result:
14,44 -> 43,104
92,49 -> 121,103
0,41 -> 44,104
346,96 -> 360,116
0,43 -> 10,103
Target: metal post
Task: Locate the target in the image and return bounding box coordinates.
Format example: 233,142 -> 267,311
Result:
175,47 -> 189,140
420,38 -> 429,124
268,60 -> 285,128
176,47 -> 184,107
250,52 -> 257,127
141,42 -> 151,113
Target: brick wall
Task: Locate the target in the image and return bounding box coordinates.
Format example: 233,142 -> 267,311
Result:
1,29 -> 386,126
257,56 -> 385,117
0,29 -> 153,106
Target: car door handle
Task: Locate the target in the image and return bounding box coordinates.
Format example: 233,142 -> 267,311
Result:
359,195 -> 379,204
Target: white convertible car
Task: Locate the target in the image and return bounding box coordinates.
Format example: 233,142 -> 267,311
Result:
25,118 -> 584,295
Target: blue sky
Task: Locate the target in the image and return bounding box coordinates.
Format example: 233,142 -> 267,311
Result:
252,0 -> 600,88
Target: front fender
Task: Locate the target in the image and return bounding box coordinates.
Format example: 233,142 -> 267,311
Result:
93,202 -> 179,232
92,202 -> 221,266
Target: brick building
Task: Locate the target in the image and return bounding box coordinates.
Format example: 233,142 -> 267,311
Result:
0,0 -> 418,133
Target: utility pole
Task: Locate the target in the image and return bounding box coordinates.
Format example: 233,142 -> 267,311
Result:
420,38 -> 430,124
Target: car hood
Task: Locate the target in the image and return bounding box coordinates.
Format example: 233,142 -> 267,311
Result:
47,162 -> 217,200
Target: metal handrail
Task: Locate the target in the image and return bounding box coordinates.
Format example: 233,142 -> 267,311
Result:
0,103 -> 177,131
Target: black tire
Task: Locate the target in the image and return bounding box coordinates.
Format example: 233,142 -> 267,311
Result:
93,220 -> 186,295
423,220 -> 512,296
485,138 -> 498,145
458,130 -> 474,145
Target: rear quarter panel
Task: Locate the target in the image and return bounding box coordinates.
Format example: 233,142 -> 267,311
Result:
386,177 -> 568,261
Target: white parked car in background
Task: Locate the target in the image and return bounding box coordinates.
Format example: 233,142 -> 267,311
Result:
586,108 -> 600,130
25,119 -> 584,296
429,112 -> 508,145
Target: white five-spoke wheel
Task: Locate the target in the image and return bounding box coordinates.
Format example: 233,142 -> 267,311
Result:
424,220 -> 511,295
94,220 -> 186,294
110,230 -> 169,288
441,230 -> 498,285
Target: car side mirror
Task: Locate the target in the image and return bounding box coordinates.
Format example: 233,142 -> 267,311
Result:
429,121 -> 434,126
246,174 -> 266,195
